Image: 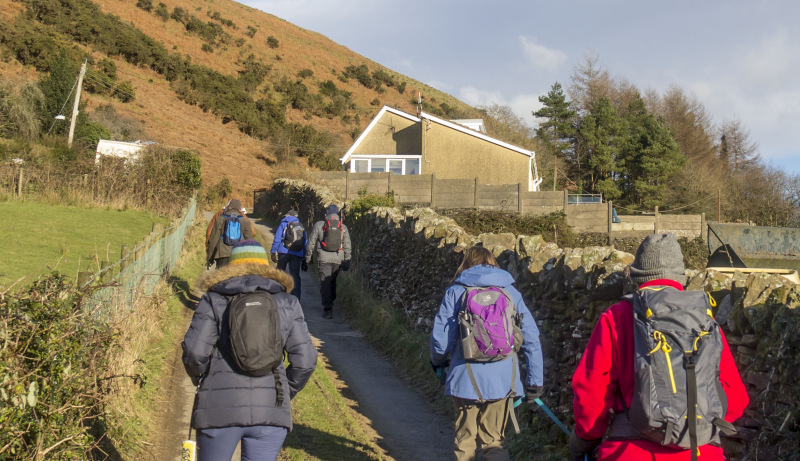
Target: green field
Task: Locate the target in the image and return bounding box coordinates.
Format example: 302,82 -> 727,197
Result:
0,200 -> 169,289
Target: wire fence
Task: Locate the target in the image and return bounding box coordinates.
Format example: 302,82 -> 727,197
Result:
80,197 -> 196,319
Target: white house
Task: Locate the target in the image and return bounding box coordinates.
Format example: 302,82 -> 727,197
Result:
95,139 -> 155,164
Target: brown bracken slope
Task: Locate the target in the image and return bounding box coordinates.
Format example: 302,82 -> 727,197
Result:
0,0 -> 476,206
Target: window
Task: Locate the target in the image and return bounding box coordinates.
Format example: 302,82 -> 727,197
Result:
371,158 -> 386,173
389,159 -> 403,175
406,158 -> 419,175
354,159 -> 368,173
349,156 -> 421,175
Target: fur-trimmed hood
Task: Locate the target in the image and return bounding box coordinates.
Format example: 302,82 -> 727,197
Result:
198,263 -> 294,295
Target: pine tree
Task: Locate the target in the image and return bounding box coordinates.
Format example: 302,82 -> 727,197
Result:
577,96 -> 626,200
621,95 -> 684,208
533,82 -> 576,164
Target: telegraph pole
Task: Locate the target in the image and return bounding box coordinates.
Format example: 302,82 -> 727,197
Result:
67,60 -> 87,148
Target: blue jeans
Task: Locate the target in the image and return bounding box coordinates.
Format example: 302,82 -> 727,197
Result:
197,425 -> 288,461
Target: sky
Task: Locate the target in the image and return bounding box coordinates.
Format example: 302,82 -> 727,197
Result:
242,0 -> 800,175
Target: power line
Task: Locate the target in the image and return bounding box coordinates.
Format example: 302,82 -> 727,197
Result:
47,78 -> 78,135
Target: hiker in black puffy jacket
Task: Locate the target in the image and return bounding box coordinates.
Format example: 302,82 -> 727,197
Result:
304,204 -> 351,319
183,240 -> 317,461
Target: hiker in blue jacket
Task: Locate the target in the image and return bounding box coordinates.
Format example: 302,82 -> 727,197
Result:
270,210 -> 307,298
430,246 -> 544,461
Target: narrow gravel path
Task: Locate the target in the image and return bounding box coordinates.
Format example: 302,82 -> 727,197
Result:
254,216 -> 454,460
156,213 -> 454,460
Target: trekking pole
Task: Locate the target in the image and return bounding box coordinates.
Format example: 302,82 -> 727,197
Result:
533,398 -> 589,461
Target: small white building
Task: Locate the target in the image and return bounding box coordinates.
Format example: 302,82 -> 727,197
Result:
95,139 -> 155,164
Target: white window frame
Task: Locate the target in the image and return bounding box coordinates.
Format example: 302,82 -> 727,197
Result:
348,155 -> 422,175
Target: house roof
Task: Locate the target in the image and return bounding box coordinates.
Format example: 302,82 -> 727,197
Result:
340,106 -> 533,163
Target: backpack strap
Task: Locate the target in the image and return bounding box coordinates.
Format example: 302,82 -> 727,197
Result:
685,350 -> 698,461
505,353 -> 520,434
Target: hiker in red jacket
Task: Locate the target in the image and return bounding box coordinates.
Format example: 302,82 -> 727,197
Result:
570,233 -> 749,460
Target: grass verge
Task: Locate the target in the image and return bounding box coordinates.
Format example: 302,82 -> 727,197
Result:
104,216 -> 206,458
0,199 -> 168,290
280,351 -> 387,461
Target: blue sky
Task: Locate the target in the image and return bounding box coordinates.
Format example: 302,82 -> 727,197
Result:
242,0 -> 800,175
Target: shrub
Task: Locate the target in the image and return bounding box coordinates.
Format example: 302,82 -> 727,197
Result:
170,6 -> 188,23
155,3 -> 169,20
245,25 -> 257,38
172,148 -> 203,193
114,81 -> 135,102
371,68 -> 396,87
136,0 -> 153,11
308,151 -> 341,171
206,177 -> 232,203
0,274 -> 116,460
349,188 -> 396,218
397,81 -> 406,94
297,68 -> 313,79
75,121 -> 111,148
266,36 -> 279,48
343,64 -> 374,89
370,98 -> 380,106
201,43 -> 213,53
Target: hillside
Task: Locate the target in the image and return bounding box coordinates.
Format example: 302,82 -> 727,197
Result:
0,0 -> 479,204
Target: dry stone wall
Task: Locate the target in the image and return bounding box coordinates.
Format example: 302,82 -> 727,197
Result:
271,179 -> 800,460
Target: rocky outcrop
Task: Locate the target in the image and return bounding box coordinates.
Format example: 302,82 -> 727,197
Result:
271,179 -> 800,460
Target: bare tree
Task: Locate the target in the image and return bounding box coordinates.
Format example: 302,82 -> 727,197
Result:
568,50 -> 613,115
718,118 -> 760,174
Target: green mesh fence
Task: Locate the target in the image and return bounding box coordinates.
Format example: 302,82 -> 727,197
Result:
80,197 -> 197,318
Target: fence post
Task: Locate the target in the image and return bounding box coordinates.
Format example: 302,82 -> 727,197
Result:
608,201 -> 614,245
654,206 -> 660,233
701,213 -> 707,243
77,271 -> 90,288
387,171 -> 392,195
345,171 -> 350,200
17,168 -> 23,197
120,244 -> 130,273
430,174 -> 436,208
474,178 -> 479,209
518,183 -> 523,215
100,261 -> 112,284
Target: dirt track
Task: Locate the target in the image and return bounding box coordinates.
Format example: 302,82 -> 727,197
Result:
149,215 -> 453,460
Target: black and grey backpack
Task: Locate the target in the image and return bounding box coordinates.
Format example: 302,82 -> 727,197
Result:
608,286 -> 736,460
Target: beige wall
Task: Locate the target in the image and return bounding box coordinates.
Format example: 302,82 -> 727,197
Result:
352,112 -> 421,156
422,118 -> 530,185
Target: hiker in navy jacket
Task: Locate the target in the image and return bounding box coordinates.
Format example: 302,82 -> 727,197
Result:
270,209 -> 307,298
430,246 -> 544,461
183,240 -> 317,461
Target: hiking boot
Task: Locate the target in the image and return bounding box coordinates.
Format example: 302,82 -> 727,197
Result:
322,310 -> 333,319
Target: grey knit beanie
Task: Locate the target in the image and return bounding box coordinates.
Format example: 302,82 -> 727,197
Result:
629,233 -> 686,286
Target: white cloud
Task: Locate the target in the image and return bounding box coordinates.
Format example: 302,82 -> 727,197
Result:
518,36 -> 567,72
458,86 -> 544,129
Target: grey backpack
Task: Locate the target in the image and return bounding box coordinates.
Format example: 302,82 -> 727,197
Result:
610,286 -> 735,459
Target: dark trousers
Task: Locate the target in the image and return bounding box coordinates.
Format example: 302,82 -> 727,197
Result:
277,254 -> 302,298
318,262 -> 341,311
215,257 -> 229,268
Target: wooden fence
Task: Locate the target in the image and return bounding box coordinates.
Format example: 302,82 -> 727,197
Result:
301,172 -> 706,239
